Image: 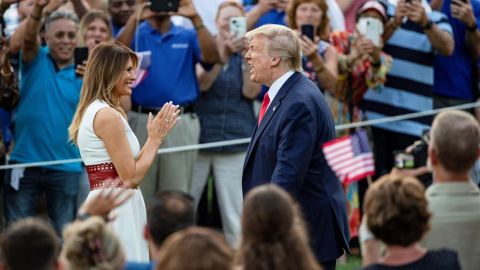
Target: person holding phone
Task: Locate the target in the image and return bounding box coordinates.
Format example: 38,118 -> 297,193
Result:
190,0 -> 261,247
286,0 -> 338,92
4,0 -> 83,235
116,0 -> 219,203
429,0 -> 480,114
75,10 -> 113,76
329,1 -> 392,129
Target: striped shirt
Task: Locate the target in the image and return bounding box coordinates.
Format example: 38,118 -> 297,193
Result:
362,1 -> 453,137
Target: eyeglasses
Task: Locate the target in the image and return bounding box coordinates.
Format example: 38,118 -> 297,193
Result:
110,0 -> 136,9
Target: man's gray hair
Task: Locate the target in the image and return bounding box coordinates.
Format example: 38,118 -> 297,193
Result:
245,24 -> 303,72
431,110 -> 480,173
45,11 -> 79,31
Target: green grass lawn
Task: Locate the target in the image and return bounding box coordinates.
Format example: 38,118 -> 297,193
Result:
337,255 -> 362,270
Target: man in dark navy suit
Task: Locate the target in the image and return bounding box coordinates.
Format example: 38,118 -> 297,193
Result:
242,24 -> 350,270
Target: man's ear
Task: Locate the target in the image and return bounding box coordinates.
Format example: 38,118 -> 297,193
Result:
143,225 -> 151,241
270,56 -> 281,67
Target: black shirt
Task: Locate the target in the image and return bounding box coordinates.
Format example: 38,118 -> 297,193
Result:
361,249 -> 460,270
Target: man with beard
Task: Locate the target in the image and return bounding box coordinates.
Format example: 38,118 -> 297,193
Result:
117,0 -> 218,202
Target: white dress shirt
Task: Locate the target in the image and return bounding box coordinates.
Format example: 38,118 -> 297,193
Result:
265,70 -> 294,110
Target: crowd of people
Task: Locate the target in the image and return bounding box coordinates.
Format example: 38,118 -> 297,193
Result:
0,0 -> 479,269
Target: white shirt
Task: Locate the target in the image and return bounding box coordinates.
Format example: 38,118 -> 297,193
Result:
171,0 -> 225,35
327,0 -> 346,32
265,70 -> 294,110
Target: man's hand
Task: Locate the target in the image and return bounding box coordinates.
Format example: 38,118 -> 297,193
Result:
257,0 -> 277,14
174,0 -> 197,19
135,2 -> 158,20
394,0 -> 409,25
275,0 -> 289,11
407,0 -> 429,27
43,0 -> 67,17
77,179 -> 133,221
451,0 -> 477,29
225,33 -> 245,55
299,34 -> 319,60
35,0 -> 50,8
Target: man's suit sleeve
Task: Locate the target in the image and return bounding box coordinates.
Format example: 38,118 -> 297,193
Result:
271,101 -> 317,196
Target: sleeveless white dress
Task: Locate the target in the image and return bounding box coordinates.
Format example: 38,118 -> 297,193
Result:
77,99 -> 149,262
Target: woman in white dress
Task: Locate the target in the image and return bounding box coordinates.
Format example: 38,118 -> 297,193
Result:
68,42 -> 180,262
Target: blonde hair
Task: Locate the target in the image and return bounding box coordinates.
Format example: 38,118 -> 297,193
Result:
78,10 -> 112,46
62,217 -> 125,270
215,0 -> 245,21
246,24 -> 303,72
68,42 -> 138,144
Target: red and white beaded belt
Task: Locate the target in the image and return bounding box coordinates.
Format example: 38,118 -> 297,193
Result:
85,162 -> 122,191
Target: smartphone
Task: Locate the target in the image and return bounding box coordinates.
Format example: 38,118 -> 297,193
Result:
74,47 -> 89,69
301,24 -> 314,41
149,0 -> 180,13
394,151 -> 415,169
229,17 -> 246,40
357,17 -> 383,47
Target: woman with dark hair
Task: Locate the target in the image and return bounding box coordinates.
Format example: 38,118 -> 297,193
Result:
362,175 -> 460,270
234,184 -> 322,270
69,42 -> 179,262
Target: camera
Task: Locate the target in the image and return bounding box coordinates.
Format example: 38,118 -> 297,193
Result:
394,130 -> 432,186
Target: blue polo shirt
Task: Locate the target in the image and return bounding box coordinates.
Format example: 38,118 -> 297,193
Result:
433,0 -> 480,100
131,22 -> 202,107
10,47 -> 82,172
112,21 -> 123,37
245,5 -> 286,28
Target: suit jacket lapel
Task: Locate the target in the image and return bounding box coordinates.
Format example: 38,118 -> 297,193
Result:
244,72 -> 303,168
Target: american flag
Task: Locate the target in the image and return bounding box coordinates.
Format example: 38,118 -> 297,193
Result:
322,129 -> 375,184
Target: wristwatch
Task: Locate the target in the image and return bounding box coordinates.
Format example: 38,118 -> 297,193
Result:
423,19 -> 433,31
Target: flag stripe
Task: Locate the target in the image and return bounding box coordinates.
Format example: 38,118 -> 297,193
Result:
322,129 -> 375,184
333,153 -> 374,172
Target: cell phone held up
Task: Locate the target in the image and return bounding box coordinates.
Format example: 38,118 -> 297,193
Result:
149,0 -> 180,13
74,47 -> 89,69
229,17 -> 246,40
300,24 -> 314,41
356,17 -> 383,47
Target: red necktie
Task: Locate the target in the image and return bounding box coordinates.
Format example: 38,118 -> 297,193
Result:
258,92 -> 270,125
